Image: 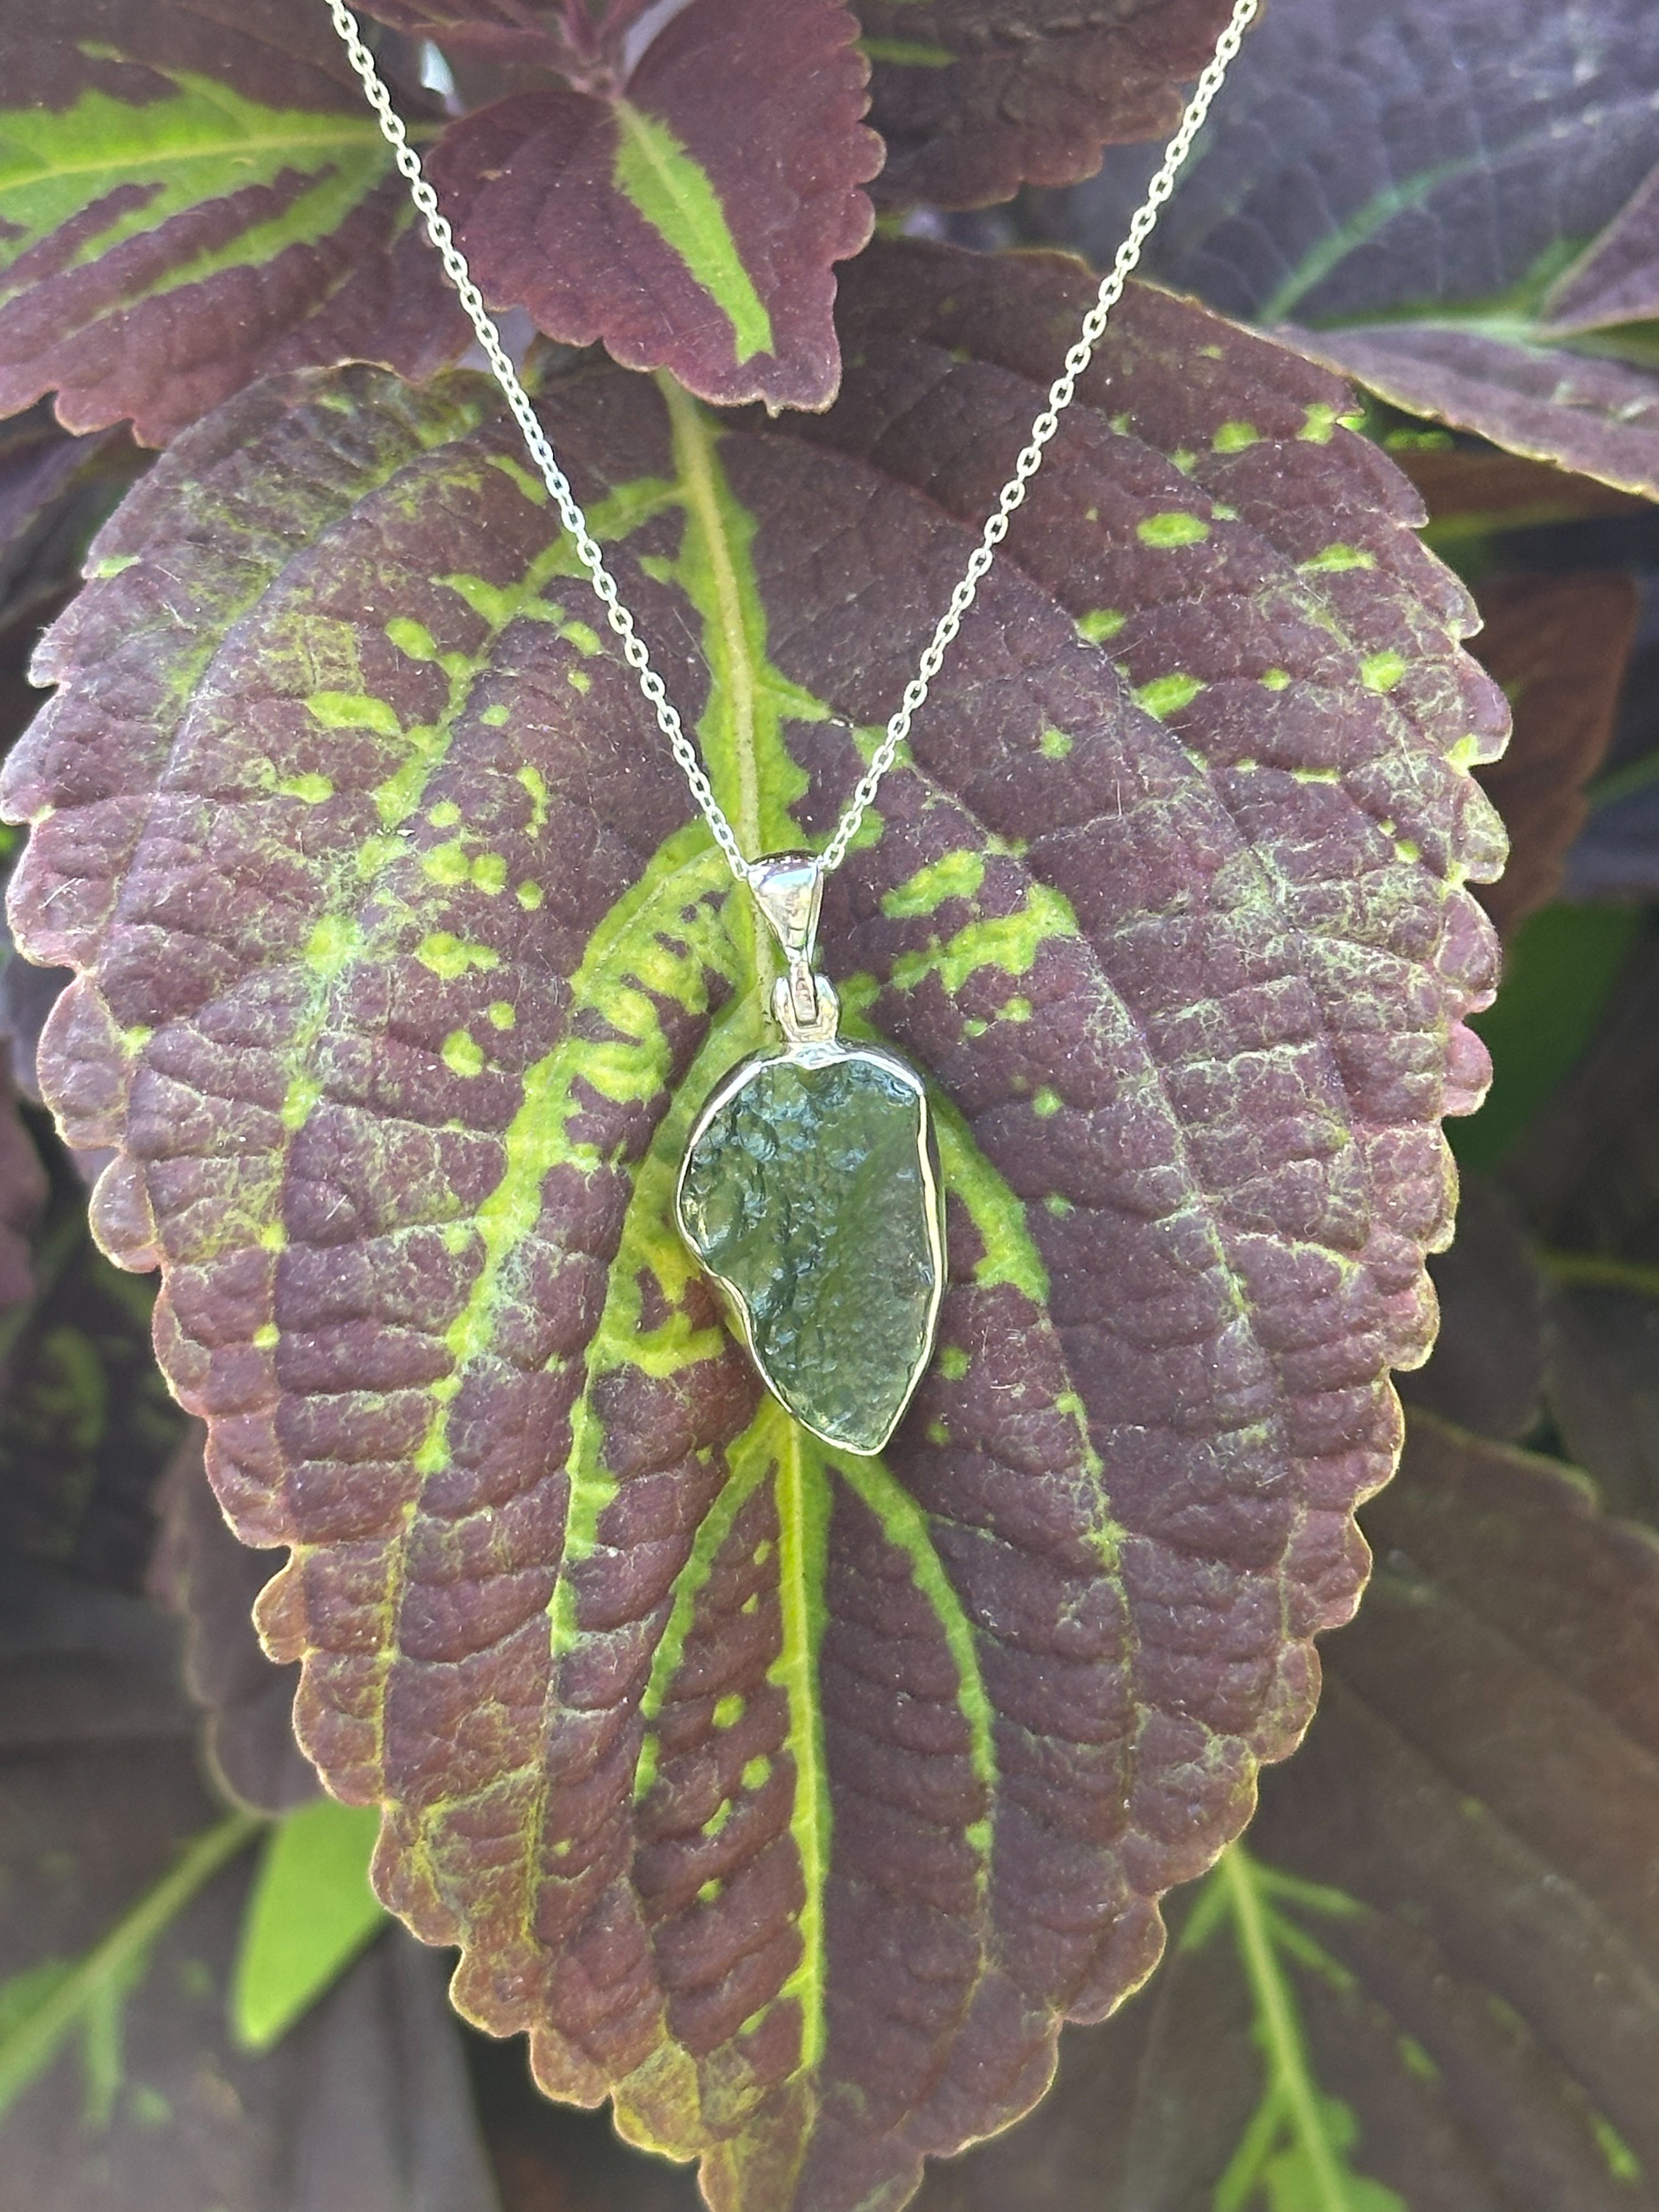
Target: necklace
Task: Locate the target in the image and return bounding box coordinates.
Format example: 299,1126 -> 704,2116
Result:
326,0 -> 1260,1456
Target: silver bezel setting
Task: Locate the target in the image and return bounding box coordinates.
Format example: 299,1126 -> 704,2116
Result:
675,1036 -> 946,1458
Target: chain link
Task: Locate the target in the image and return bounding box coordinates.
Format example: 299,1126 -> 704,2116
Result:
326,0 -> 1258,887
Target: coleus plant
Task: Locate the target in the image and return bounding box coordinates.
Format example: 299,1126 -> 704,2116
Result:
27,0 -> 1656,2205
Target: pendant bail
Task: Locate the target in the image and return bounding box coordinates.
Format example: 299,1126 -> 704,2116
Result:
749,852 -> 837,1043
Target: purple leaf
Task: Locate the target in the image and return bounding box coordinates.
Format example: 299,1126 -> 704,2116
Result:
1500,936 -> 1659,1526
352,0 -> 582,70
1042,0 -> 1659,328
861,0 -> 1250,211
1396,1176 -> 1544,1443
0,1042 -> 43,1316
0,1564 -> 499,2208
424,0 -> 882,410
914,1410 -> 1659,2207
150,1430 -> 320,1815
1545,159 -> 1659,334
1283,323 -> 1659,501
0,1190 -> 185,1591
0,239 -> 1506,2210
1466,571 -> 1639,938
0,0 -> 472,444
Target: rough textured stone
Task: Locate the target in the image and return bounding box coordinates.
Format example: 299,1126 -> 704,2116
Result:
678,1045 -> 941,1454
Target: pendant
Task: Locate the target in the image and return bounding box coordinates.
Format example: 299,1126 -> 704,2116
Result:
676,854 -> 945,1457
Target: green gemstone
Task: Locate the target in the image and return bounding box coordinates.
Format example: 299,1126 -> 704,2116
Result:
677,1043 -> 944,1455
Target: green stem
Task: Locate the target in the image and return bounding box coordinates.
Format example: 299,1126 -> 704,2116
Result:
1536,1250 -> 1659,1302
658,371 -> 769,991
0,1810 -> 262,2121
0,1196 -> 86,1373
1219,1845 -> 1350,2212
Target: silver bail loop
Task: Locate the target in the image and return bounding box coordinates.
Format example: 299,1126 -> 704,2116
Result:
749,852 -> 837,1043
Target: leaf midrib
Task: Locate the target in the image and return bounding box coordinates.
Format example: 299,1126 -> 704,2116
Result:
0,118 -> 383,191
659,375 -> 761,855
772,1413 -> 831,2074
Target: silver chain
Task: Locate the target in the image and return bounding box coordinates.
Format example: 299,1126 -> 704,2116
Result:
325,0 -> 1259,889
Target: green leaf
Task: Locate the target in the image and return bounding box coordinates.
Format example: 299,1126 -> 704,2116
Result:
1205,1850 -> 1405,2212
612,105 -> 775,366
0,1 -> 469,442
1,239 -> 1507,2210
232,1799 -> 387,2052
0,1571 -> 499,2201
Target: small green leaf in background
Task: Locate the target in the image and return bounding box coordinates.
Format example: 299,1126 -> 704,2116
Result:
232,1799 -> 386,2052
1199,1850 -> 1404,2212
0,1810 -> 259,2121
1451,902 -> 1641,1171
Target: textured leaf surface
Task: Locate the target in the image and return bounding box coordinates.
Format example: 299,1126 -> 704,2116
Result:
0,0 -> 470,444
914,1411 -> 1659,2211
425,0 -> 880,410
860,0 -> 1246,211
1035,0 -> 1659,489
1045,0 -> 1659,326
2,238 -> 1506,2210
1284,325 -> 1659,503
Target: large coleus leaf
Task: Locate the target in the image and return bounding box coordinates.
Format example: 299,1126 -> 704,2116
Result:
1045,0 -> 1659,492
913,1410 -> 1659,2210
0,0 -> 470,445
1052,0 -> 1659,328
407,0 -> 882,411
857,0 -> 1248,211
0,239 -> 1507,2210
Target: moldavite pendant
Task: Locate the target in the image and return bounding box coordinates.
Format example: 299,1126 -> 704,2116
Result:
676,854 -> 945,1457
